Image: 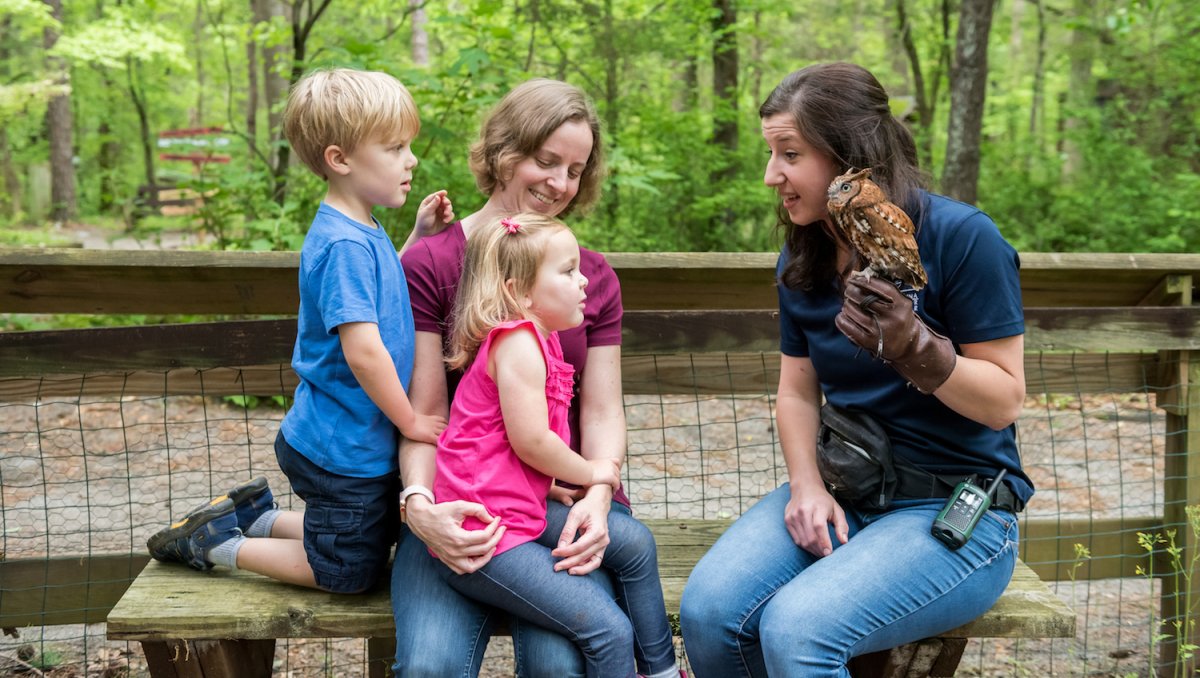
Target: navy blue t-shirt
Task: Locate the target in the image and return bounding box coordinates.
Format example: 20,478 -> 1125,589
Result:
777,192 -> 1033,504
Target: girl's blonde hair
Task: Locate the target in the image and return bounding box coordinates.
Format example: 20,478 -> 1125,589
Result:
448,213 -> 570,369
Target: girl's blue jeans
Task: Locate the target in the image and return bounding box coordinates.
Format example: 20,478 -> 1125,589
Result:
679,484 -> 1018,678
391,500 -> 674,678
440,500 -> 675,678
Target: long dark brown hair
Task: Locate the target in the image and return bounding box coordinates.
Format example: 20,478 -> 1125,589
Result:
760,62 -> 926,291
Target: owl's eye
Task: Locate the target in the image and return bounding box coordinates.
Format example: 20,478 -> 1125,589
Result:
840,183 -> 852,192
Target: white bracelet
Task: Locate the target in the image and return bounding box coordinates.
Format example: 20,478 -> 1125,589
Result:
399,484 -> 435,508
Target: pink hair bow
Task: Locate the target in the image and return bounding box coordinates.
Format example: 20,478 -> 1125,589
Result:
501,217 -> 522,234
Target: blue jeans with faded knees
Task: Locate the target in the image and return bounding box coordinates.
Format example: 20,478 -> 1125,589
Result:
679,483 -> 1018,678
391,501 -> 634,678
441,500 -> 675,678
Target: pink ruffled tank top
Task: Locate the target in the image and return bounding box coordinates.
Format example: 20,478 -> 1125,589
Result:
433,319 -> 576,556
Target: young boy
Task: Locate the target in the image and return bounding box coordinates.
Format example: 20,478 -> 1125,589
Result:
148,68 -> 452,593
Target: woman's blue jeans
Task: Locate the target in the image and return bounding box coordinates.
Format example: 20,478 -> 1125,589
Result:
679,484 -> 1018,677
392,500 -> 666,677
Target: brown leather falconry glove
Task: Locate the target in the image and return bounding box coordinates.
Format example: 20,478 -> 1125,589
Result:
834,274 -> 957,394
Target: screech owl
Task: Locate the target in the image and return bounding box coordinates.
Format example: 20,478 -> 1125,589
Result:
826,168 -> 927,291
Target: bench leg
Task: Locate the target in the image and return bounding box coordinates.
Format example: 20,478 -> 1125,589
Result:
848,637 -> 967,678
140,638 -> 275,678
367,636 -> 397,678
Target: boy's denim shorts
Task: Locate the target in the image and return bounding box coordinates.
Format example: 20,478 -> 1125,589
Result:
274,432 -> 399,593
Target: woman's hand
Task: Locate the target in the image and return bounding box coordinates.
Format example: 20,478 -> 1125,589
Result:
403,495 -> 505,575
783,482 -> 848,558
550,486 -> 613,575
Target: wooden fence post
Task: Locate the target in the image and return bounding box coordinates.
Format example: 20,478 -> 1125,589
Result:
1158,274 -> 1196,677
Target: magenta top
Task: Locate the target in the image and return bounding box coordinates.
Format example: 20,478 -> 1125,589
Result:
402,221 -> 629,507
434,320 -> 576,555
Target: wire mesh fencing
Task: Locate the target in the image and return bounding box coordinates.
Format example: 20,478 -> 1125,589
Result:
0,348 -> 1194,677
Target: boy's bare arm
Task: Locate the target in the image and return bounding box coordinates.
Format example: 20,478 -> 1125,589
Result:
339,322 -> 446,443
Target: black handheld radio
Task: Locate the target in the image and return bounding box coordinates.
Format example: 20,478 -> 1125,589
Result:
930,469 -> 1007,550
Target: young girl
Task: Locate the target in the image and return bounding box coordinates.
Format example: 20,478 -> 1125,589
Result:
432,212 -> 681,678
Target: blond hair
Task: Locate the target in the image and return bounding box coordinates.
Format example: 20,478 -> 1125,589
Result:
468,79 -> 605,217
283,68 -> 420,180
447,212 -> 570,369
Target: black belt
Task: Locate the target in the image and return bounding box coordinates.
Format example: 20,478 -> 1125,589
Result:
893,463 -> 1024,513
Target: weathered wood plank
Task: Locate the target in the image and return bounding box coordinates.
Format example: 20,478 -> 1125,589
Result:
0,308 -> 1194,378
0,351 -> 1165,400
4,249 -> 1198,314
1019,517 -> 1171,580
0,553 -> 149,627
0,351 -> 1163,400
0,320 -> 295,374
0,516 -> 1157,630
0,366 -> 297,400
107,520 -> 1073,643
0,249 -> 298,314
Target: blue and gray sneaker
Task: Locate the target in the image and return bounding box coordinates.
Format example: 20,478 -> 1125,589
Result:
147,496 -> 241,571
222,476 -> 276,534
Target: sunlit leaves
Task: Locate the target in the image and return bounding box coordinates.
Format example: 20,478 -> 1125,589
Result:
51,6 -> 190,71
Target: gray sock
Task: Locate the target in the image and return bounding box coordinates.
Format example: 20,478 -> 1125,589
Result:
245,509 -> 282,538
207,534 -> 246,569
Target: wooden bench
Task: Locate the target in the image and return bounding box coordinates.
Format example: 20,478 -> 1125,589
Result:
107,519 -> 1075,678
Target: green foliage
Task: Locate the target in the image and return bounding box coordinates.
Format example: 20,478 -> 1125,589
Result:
224,394 -> 290,410
0,0 -> 58,36
51,6 -> 191,71
1,0 -> 1197,251
1133,505 -> 1200,677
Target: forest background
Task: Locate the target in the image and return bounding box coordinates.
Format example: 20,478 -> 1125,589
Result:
1,0 -> 1198,262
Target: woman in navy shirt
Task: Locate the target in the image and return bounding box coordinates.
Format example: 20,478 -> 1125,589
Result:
680,62 -> 1032,676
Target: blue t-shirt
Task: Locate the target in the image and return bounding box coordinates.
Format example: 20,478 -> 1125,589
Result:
281,203 -> 415,478
777,192 -> 1034,504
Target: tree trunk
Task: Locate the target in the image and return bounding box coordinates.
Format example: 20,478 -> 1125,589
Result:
254,0 -> 288,201
711,0 -> 738,160
0,17 -> 21,219
1061,0 -> 1094,179
894,0 -> 931,167
676,57 -> 698,113
97,121 -> 121,213
941,0 -> 995,205
192,0 -> 205,127
411,0 -> 429,66
710,0 -> 738,236
246,2 -> 258,161
1029,0 -> 1046,143
748,10 -> 763,112
0,127 -> 22,219
43,0 -> 76,222
894,0 -> 951,170
601,0 -> 620,225
127,58 -> 157,201
271,0 -> 332,205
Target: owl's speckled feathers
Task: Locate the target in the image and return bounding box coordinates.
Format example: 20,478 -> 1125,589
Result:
826,168 -> 927,291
